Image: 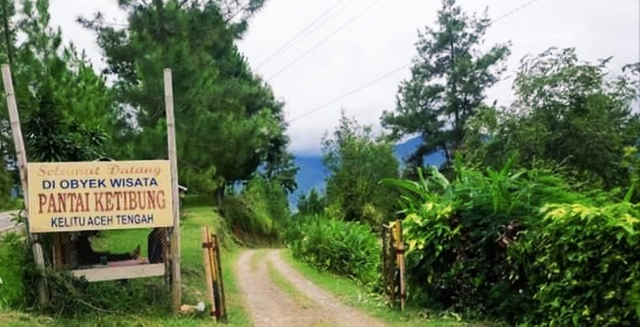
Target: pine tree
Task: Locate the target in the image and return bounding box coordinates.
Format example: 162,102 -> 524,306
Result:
381,0 -> 509,168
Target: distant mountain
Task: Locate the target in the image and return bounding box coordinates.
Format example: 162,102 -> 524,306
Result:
394,137 -> 446,167
290,137 -> 445,207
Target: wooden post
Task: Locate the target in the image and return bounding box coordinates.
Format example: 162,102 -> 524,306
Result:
395,219 -> 406,312
213,233 -> 227,322
1,64 -> 49,306
201,227 -> 216,318
164,68 -> 181,312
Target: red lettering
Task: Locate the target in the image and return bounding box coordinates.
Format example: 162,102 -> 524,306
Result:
38,194 -> 47,214
94,192 -> 104,211
157,191 -> 166,209
105,192 -> 114,211
128,191 -> 138,210
47,194 -> 57,213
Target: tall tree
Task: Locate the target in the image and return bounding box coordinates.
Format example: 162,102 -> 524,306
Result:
322,112 -> 399,226
465,48 -> 640,189
0,0 -> 116,163
82,0 -> 294,199
381,0 -> 509,168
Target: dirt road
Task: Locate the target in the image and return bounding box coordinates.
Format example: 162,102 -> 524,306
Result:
0,210 -> 20,233
236,249 -> 386,327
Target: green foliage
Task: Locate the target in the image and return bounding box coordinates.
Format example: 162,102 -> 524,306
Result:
0,233 -> 27,309
218,176 -> 290,244
386,158 -> 640,324
82,0 -> 294,193
284,215 -> 381,286
512,202 -> 640,325
0,0 -> 116,165
381,0 -> 509,166
0,158 -> 18,210
219,196 -> 274,244
296,188 -> 325,216
322,112 -> 399,226
243,175 -> 290,232
465,47 -> 640,190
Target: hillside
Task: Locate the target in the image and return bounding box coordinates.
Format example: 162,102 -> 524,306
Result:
291,137 -> 445,206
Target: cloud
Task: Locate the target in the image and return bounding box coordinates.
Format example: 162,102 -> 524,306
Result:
47,0 -> 640,156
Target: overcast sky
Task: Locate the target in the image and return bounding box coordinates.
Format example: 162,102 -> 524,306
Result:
49,0 -> 640,156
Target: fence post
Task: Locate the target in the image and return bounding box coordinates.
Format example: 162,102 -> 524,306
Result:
395,219 -> 406,311
201,226 -> 216,318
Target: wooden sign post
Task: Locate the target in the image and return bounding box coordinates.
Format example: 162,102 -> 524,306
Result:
1,64 -> 49,306
164,68 -> 182,312
2,64 -> 183,310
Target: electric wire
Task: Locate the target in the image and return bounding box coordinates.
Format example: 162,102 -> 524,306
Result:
267,0 -> 387,81
256,0 -> 350,69
287,0 -> 545,124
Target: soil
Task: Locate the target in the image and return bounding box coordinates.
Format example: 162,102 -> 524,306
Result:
236,249 -> 387,327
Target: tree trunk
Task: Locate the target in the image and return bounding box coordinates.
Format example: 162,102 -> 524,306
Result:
216,180 -> 225,207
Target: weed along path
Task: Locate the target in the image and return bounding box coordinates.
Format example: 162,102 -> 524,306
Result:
236,249 -> 386,327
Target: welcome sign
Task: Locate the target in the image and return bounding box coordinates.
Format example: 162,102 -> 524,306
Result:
27,160 -> 174,233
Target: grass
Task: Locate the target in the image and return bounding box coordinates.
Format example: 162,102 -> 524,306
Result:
281,250 -> 489,327
266,260 -> 316,309
1,198 -> 252,326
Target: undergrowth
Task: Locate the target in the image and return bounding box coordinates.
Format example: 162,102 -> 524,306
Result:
0,197 -> 252,325
385,157 -> 640,325
0,233 -> 28,310
284,214 -> 381,286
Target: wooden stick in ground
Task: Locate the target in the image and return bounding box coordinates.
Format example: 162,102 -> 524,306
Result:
208,232 -> 220,319
164,68 -> 182,312
395,219 -> 406,312
201,226 -> 216,318
213,234 -> 227,322
1,64 -> 49,306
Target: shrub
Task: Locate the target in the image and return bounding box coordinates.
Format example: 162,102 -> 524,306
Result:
386,158 -> 640,324
220,176 -> 290,245
513,202 -> 640,325
284,215 -> 381,286
0,233 -> 28,309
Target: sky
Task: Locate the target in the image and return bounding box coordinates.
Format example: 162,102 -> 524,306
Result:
48,0 -> 640,156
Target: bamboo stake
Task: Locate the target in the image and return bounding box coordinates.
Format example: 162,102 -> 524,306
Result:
164,68 -> 181,312
207,232 -> 220,319
395,219 -> 406,312
201,227 -> 216,318
1,64 -> 48,306
213,233 -> 227,322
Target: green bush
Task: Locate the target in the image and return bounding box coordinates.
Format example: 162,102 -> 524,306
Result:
0,233 -> 28,309
513,202 -> 640,325
284,215 -> 381,286
219,176 -> 290,245
386,158 -> 640,324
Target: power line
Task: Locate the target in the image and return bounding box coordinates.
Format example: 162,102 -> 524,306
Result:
267,0 -> 387,81
287,0 -> 545,124
289,63 -> 411,122
256,0 -> 350,69
493,0 -> 543,22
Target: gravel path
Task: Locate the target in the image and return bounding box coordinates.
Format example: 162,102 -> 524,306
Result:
236,249 -> 386,327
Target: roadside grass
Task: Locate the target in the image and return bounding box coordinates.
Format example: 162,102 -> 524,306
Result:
1,199 -> 251,326
266,260 -> 316,309
281,250 -> 494,327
